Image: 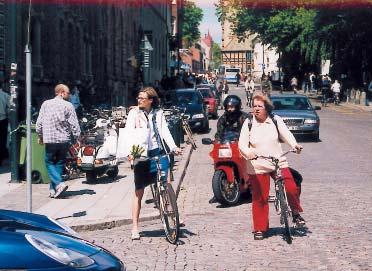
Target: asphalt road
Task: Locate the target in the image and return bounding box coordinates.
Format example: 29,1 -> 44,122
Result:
81,85 -> 372,271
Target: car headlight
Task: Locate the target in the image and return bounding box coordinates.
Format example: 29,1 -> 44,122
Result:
218,148 -> 232,158
304,119 -> 318,124
26,234 -> 95,268
192,113 -> 204,119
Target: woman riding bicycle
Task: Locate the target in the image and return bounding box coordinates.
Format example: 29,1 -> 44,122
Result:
125,87 -> 181,240
238,93 -> 305,240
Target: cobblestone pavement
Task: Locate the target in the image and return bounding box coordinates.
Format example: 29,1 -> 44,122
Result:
81,86 -> 372,271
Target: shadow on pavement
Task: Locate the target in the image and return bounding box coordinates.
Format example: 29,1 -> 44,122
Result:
62,189 -> 96,198
56,210 -> 87,220
265,225 -> 311,241
82,174 -> 127,185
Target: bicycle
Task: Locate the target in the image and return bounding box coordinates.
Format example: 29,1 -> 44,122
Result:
148,153 -> 180,244
256,149 -> 299,244
180,114 -> 197,150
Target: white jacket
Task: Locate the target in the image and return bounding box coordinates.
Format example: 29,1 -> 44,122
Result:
117,107 -> 177,158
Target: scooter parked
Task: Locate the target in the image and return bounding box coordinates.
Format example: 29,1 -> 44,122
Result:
78,117 -> 119,182
202,131 -> 250,206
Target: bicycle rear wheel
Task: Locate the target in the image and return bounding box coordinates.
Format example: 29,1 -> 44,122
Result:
158,183 -> 180,244
277,181 -> 292,244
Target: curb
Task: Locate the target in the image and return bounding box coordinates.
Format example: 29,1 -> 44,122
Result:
71,143 -> 194,232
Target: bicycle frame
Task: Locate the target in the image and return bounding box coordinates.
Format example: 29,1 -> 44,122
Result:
148,154 -> 180,244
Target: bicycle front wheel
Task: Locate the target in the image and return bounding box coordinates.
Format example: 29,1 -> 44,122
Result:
158,183 -> 180,244
277,181 -> 292,244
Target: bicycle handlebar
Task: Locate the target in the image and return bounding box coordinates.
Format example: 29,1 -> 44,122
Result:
254,149 -> 298,163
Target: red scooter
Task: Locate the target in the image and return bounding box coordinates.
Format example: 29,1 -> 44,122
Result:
202,132 -> 251,206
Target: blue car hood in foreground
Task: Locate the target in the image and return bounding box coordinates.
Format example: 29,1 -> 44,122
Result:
0,209 -> 105,269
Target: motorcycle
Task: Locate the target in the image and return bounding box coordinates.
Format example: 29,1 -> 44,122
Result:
77,117 -> 119,182
202,132 -> 250,206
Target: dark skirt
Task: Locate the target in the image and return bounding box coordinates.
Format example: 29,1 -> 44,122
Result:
133,148 -> 170,190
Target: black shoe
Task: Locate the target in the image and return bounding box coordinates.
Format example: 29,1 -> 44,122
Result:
293,213 -> 306,226
208,196 -> 217,204
253,231 -> 264,240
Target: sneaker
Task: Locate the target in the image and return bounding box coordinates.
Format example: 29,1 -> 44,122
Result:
253,231 -> 264,240
293,213 -> 306,226
54,183 -> 68,198
131,230 -> 141,240
49,190 -> 56,198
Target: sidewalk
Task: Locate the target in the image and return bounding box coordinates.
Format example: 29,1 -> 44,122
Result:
0,143 -> 193,231
299,90 -> 372,113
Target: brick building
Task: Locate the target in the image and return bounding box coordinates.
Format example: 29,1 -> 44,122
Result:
1,1 -> 181,119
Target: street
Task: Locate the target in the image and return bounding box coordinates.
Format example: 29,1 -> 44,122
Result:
80,85 -> 372,271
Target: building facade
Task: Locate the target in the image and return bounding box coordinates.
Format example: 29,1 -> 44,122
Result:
200,31 -> 213,72
1,1 -> 180,120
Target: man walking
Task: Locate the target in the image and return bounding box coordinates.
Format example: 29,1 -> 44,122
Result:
36,84 -> 80,198
0,84 -> 10,166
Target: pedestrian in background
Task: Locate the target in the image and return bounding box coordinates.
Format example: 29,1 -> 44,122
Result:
235,72 -> 241,87
36,84 -> 81,198
0,83 -> 10,166
222,80 -> 229,104
238,93 -> 305,240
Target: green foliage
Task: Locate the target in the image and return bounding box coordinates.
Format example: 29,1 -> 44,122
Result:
216,0 -> 372,84
210,43 -> 222,69
182,0 -> 203,47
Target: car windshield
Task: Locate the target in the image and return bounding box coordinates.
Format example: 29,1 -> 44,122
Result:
176,92 -> 199,104
272,97 -> 313,111
199,89 -> 213,98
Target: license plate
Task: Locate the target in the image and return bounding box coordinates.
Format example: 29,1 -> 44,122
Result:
288,126 -> 300,130
110,159 -> 117,166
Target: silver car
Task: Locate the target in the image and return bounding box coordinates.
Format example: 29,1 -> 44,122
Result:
271,94 -> 320,141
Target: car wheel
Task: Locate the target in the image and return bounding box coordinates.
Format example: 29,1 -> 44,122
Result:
202,120 -> 209,133
312,132 -> 320,142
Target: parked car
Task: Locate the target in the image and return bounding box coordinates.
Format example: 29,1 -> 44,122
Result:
197,87 -> 218,119
0,209 -> 125,270
164,88 -> 209,133
271,94 -> 320,141
197,84 -> 220,106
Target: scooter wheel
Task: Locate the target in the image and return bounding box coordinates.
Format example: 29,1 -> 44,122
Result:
106,166 -> 119,178
86,172 -> 97,183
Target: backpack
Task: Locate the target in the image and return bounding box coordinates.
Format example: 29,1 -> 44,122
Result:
246,113 -> 284,143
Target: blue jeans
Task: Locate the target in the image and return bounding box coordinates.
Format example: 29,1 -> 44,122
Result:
45,143 -> 69,191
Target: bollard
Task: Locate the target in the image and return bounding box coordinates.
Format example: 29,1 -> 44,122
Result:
360,91 -> 368,106
355,90 -> 360,104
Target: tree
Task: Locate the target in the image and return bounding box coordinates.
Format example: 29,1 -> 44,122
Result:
210,43 -> 222,70
182,0 -> 203,47
216,0 -> 372,85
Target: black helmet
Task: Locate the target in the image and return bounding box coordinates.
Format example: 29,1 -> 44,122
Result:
223,95 -> 241,112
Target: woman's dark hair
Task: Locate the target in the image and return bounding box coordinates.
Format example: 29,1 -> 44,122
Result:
252,93 -> 274,114
139,87 -> 160,108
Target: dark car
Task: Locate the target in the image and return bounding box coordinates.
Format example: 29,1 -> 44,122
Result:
271,94 -> 320,141
165,88 -> 209,133
0,209 -> 125,270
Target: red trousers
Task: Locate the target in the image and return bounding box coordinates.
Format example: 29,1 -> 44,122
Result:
250,167 -> 303,232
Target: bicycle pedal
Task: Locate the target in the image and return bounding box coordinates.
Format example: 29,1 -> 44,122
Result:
145,199 -> 155,204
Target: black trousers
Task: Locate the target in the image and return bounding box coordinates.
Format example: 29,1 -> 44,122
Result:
0,118 -> 8,162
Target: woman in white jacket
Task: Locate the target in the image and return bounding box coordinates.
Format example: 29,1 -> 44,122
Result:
125,87 -> 181,240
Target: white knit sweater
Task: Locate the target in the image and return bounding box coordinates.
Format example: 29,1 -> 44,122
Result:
238,115 -> 298,174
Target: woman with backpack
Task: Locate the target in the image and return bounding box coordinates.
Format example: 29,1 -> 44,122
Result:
238,93 -> 305,240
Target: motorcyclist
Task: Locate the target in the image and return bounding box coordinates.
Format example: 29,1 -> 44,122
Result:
215,95 -> 250,144
209,95 -> 250,204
